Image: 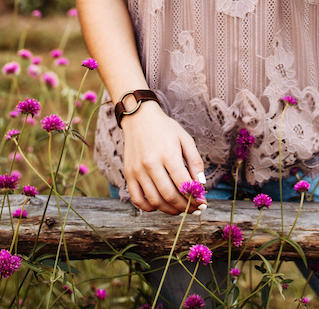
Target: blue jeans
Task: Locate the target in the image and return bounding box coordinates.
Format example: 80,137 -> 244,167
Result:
109,175 -> 319,307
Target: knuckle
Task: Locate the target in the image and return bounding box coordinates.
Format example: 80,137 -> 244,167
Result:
191,156 -> 204,169
162,190 -> 179,205
147,196 -> 161,208
141,155 -> 157,170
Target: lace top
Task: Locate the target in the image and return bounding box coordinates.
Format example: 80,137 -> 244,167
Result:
94,0 -> 319,201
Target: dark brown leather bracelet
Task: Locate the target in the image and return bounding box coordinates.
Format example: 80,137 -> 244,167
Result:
114,90 -> 161,129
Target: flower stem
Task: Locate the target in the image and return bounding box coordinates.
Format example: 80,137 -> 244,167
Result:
151,197 -> 192,309
287,192 -> 304,239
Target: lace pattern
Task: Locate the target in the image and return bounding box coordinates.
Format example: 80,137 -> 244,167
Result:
94,0 -> 319,200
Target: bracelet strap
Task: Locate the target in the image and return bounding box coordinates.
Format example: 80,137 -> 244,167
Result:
115,90 -> 160,129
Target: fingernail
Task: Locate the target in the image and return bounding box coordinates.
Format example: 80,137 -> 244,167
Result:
192,210 -> 202,216
198,204 -> 207,211
197,172 -> 206,184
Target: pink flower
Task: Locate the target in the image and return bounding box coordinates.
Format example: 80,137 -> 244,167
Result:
42,72 -> 59,88
282,283 -> 288,290
0,249 -> 21,278
63,285 -> 73,294
72,117 -> 82,124
31,10 -> 42,18
5,129 -> 20,141
75,164 -> 89,175
81,58 -> 98,70
0,174 -> 19,191
11,170 -> 22,179
12,208 -> 28,218
83,90 -> 97,103
235,146 -> 248,162
28,64 -> 42,79
294,180 -> 311,193
54,57 -> 69,66
41,114 -> 66,132
16,97 -> 41,116
10,110 -> 19,118
187,244 -> 212,266
24,116 -> 37,126
50,49 -> 63,58
236,129 -> 255,147
282,96 -> 297,106
67,8 -> 78,17
2,62 -> 20,76
23,185 -> 38,197
179,180 -> 206,202
31,56 -> 42,65
9,152 -> 23,162
183,294 -> 205,309
296,297 -> 309,304
229,268 -> 241,277
76,100 -> 82,107
253,193 -> 272,210
222,224 -> 244,247
95,288 -> 108,300
17,49 -> 32,59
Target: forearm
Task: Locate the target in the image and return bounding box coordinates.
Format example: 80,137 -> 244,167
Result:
76,0 -> 149,106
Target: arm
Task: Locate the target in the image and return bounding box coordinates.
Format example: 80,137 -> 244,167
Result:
77,0 -> 207,214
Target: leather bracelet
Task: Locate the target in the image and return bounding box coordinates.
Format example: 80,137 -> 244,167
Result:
115,90 -> 161,129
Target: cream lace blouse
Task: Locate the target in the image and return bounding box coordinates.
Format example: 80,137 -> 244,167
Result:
94,0 -> 319,201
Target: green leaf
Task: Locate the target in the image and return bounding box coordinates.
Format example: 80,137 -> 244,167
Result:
70,129 -> 90,148
35,253 -> 56,263
231,285 -> 240,305
255,263 -> 267,274
41,260 -> 81,274
28,243 -> 47,259
122,252 -> 150,270
284,238 -> 307,268
215,305 -> 224,309
22,261 -> 43,273
255,252 -> 273,274
245,301 -> 263,309
88,250 -> 117,256
261,281 -> 270,309
257,228 -> 280,237
273,278 -> 285,300
120,244 -> 139,254
250,238 -> 280,259
57,279 -> 84,298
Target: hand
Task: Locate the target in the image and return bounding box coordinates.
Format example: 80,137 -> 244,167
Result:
122,100 -> 207,215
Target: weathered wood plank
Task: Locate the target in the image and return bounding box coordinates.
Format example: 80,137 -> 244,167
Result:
0,195 -> 318,260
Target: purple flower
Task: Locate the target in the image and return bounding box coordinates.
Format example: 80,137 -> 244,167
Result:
72,117 -> 82,124
2,62 -> 21,76
253,193 -> 272,210
0,249 -> 21,278
24,115 -> 37,126
67,8 -> 78,17
5,129 -> 20,141
11,170 -> 22,179
42,72 -> 59,88
229,268 -> 241,277
75,164 -> 89,175
183,294 -> 205,309
187,244 -> 212,266
294,180 -> 311,193
12,208 -> 28,218
291,167 -> 299,175
31,56 -> 42,65
236,128 -> 255,147
9,152 -> 23,162
16,98 -> 41,116
179,180 -> 206,202
54,57 -> 69,66
82,58 -> 98,70
17,49 -> 32,59
282,283 -> 288,290
28,64 -> 42,79
10,109 -> 19,118
32,10 -> 42,18
95,288 -> 108,300
50,49 -> 63,58
83,90 -> 97,103
222,224 -> 244,247
41,114 -> 66,132
298,297 -> 309,304
63,285 -> 73,294
23,185 -> 38,197
0,174 -> 19,191
282,96 -> 297,106
235,146 -> 248,162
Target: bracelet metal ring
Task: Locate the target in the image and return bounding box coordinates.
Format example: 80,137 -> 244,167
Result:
119,91 -> 143,115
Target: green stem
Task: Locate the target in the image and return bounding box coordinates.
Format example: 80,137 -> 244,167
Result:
300,270 -> 313,299
287,192 -> 304,239
58,19 -> 74,51
179,261 -> 200,309
151,197 -> 192,309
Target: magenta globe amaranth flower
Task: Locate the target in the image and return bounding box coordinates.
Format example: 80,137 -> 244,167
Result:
5,129 -> 20,141
50,49 -> 63,58
23,185 -> 39,197
31,10 -> 42,18
11,170 -> 22,179
179,180 -> 206,202
12,208 -> 28,218
41,114 -> 66,132
282,95 -> 297,106
28,64 -> 42,79
183,294 -> 205,309
2,62 -> 20,76
82,58 -> 98,70
294,180 -> 311,193
54,57 -> 70,66
63,285 -> 73,294
10,109 -> 19,118
222,224 -> 244,247
75,164 -> 89,175
282,282 -> 288,290
83,90 -> 97,103
9,152 -> 23,162
187,244 -> 212,266
24,115 -> 37,126
236,128 -> 255,147
42,72 -> 59,88
295,297 -> 309,304
253,193 -> 272,210
95,288 -> 108,300
31,56 -> 42,65
229,268 -> 241,277
16,97 -> 41,117
17,49 -> 32,59
0,249 -> 21,278
235,146 -> 248,161
0,174 -> 19,191
67,8 -> 78,17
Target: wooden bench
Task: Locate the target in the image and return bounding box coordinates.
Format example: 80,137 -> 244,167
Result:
1,195 -> 318,260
